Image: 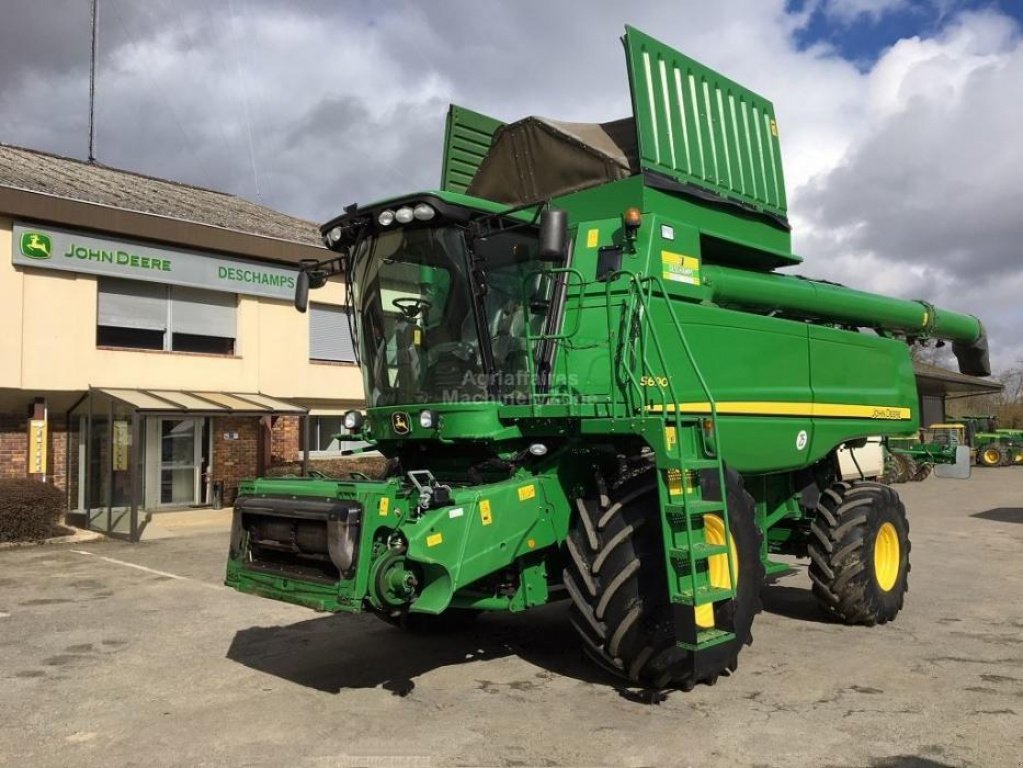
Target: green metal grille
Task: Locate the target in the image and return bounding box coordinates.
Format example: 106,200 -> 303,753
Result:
623,26 -> 788,217
440,105 -> 504,194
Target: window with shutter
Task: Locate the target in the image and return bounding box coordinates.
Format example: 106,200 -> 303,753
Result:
309,304 -> 356,363
96,278 -> 237,355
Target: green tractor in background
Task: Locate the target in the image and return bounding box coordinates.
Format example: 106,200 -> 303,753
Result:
884,424 -> 972,484
225,27 -> 988,690
954,415 -> 1023,467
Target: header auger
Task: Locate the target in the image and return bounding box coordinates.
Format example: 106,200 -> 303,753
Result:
226,26 -> 988,691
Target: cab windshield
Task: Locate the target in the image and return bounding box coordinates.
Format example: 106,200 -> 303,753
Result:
351,224 -> 546,406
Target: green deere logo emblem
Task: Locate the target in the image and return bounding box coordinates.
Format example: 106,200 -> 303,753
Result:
20,232 -> 52,260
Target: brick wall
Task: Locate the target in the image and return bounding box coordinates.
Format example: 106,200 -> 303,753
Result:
270,415 -> 302,464
49,421 -> 68,493
0,415 -> 27,479
0,414 -> 68,492
210,416 -> 260,506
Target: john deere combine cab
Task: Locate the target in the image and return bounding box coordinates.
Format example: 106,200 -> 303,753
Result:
225,27 -> 989,690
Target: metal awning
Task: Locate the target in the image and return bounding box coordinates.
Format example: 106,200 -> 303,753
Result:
913,362 -> 1004,398
96,388 -> 307,414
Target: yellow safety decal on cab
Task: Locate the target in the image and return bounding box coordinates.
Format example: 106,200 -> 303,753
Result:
518,484 -> 536,501
413,327 -> 422,345
586,228 -> 599,248
661,250 -> 700,286
426,532 -> 443,547
378,497 -> 390,516
480,499 -> 493,525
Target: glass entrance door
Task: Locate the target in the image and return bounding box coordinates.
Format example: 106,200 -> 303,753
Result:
146,417 -> 202,508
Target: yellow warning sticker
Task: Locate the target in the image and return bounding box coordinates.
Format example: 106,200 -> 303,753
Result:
480,499 -> 493,525
586,228 -> 599,248
413,328 -> 422,345
518,484 -> 536,501
378,497 -> 390,516
426,532 -> 443,547
667,468 -> 683,497
770,119 -> 778,137
661,250 -> 701,286
665,426 -> 677,450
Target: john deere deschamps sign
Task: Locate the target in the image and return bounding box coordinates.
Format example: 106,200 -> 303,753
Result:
12,223 -> 299,300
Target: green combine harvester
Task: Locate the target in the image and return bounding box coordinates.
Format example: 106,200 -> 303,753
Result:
225,27 -> 989,690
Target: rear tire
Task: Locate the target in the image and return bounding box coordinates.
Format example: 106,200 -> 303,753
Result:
978,444 -> 1003,467
563,465 -> 763,690
892,453 -> 912,483
910,462 -> 932,482
808,480 -> 910,625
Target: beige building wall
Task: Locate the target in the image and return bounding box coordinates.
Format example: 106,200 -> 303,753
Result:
0,216 -> 363,403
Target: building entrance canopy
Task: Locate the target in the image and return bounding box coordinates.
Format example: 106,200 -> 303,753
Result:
71,388 -> 306,541
97,389 -> 306,414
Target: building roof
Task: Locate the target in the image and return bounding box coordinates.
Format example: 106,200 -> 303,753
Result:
0,143 -> 324,258
914,361 -> 1003,397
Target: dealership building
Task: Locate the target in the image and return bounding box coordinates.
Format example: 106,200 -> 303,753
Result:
1,144 -> 363,539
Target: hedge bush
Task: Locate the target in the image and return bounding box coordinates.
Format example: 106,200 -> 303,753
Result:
0,479 -> 67,543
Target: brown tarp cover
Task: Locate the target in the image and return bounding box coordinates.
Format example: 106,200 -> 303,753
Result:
466,117 -> 639,206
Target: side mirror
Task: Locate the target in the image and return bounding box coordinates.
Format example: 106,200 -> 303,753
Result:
295,270 -> 310,313
934,445 -> 972,479
538,209 -> 568,262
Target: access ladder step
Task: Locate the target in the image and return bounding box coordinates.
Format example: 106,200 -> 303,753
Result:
663,501 -> 726,521
680,459 -> 724,471
677,585 -> 735,606
660,458 -> 721,473
676,627 -> 735,652
669,542 -> 730,565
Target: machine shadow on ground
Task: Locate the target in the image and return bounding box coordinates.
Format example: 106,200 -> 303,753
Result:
227,581 -> 840,698
761,584 -> 833,624
227,601 -> 619,696
760,563 -> 834,625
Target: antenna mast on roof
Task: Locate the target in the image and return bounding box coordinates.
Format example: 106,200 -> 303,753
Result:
88,0 -> 99,163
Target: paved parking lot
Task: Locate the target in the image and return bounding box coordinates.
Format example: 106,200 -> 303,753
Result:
2,471 -> 1022,767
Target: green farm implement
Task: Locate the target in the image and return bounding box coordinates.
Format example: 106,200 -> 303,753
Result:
940,416 -> 1022,467
225,27 -> 988,690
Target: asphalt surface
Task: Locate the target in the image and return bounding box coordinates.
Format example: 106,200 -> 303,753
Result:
1,471 -> 1022,767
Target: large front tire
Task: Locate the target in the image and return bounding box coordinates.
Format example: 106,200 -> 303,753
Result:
563,466 -> 763,690
808,480 -> 910,625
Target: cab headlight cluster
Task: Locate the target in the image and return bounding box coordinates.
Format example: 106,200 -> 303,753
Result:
418,409 -> 439,429
342,410 -> 364,431
378,203 -> 436,227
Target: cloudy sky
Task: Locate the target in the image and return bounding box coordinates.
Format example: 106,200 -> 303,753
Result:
2,0 -> 1022,371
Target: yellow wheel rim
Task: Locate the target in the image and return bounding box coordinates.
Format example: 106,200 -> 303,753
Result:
873,522 -> 900,592
695,514 -> 739,629
983,448 -> 1000,465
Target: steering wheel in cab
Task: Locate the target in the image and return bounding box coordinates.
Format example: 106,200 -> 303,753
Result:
392,297 -> 432,320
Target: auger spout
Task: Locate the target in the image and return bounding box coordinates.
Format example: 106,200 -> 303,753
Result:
701,264 -> 989,376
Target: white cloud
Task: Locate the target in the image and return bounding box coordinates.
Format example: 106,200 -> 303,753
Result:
822,0 -> 912,24
1,0 -> 1020,371
781,9 -> 1023,372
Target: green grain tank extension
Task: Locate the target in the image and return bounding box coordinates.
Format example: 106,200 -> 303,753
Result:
225,27 -> 990,690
